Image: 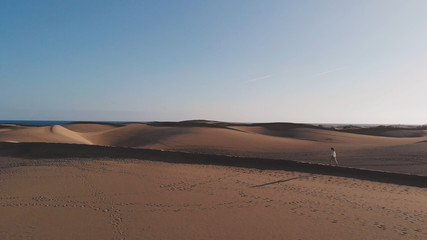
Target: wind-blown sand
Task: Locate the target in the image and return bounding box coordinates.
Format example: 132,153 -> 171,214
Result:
0,121 -> 426,239
0,157 -> 425,240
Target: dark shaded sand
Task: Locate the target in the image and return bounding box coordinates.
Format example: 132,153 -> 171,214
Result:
0,142 -> 426,188
0,156 -> 426,240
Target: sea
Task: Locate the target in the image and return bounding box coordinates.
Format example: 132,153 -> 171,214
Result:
0,120 -> 146,126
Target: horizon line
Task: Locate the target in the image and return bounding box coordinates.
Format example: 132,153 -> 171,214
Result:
0,119 -> 425,126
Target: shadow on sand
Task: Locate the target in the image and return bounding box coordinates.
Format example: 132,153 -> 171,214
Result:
251,175 -> 312,188
0,142 -> 426,188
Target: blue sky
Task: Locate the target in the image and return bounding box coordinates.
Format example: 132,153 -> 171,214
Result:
1,0 -> 426,124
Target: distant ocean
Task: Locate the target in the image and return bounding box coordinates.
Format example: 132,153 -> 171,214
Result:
0,120 -> 144,126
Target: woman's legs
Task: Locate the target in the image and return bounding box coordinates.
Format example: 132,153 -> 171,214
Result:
330,157 -> 339,166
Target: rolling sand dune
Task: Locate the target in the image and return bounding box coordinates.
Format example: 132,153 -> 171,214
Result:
140,126 -> 319,153
82,124 -> 189,148
230,125 -> 418,146
1,121 -> 427,175
341,126 -> 427,138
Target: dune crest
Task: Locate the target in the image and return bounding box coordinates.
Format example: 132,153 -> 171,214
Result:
50,125 -> 93,145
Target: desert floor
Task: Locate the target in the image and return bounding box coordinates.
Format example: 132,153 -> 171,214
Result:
0,157 -> 425,240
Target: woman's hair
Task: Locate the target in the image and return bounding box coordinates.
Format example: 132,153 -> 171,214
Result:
331,147 -> 335,151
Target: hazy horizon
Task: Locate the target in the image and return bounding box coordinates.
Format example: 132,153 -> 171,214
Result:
0,119 -> 425,127
2,1 -> 427,124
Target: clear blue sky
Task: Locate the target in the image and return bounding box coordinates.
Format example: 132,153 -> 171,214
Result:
1,0 -> 426,124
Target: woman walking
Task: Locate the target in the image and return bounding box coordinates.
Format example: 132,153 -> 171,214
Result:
330,147 -> 339,166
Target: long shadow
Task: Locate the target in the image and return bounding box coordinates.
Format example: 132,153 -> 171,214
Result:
252,177 -> 298,188
0,142 -> 426,188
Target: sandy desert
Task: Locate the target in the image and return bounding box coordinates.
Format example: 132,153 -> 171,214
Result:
0,121 -> 426,239
1,121 -> 427,175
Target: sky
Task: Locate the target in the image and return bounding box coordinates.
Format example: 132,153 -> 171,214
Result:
1,0 -> 427,124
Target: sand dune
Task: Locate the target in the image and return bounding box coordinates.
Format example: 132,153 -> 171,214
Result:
2,121 -> 424,151
230,125 -> 418,146
1,121 -> 427,175
50,125 -> 93,145
141,126 -> 319,153
63,122 -> 122,133
0,125 -> 92,145
340,125 -> 427,138
82,123 -> 188,148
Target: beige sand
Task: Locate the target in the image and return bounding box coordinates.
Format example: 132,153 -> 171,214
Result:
1,121 -> 426,175
1,122 -> 424,150
0,157 -> 425,240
